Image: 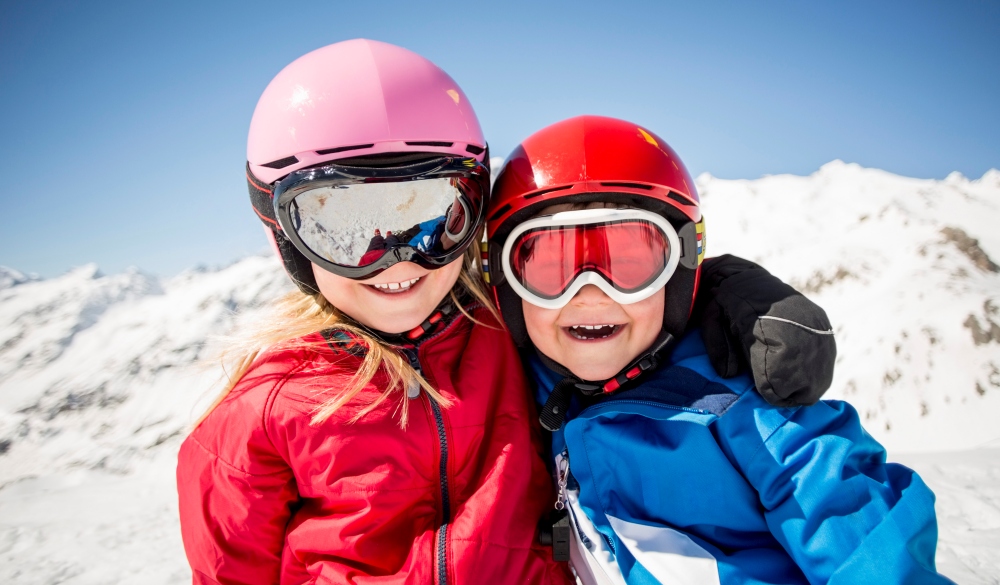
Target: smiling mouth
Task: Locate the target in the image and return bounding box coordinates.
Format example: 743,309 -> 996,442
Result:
565,324 -> 624,340
367,277 -> 422,294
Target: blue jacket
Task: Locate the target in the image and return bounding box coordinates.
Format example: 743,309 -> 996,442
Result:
529,332 -> 951,585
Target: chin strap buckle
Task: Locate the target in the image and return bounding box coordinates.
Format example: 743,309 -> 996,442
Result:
539,379 -> 580,432
538,332 -> 676,432
405,300 -> 458,341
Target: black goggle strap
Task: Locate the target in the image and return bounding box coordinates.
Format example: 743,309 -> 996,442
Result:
246,163 -> 279,230
538,331 -> 676,431
678,216 -> 706,269
246,164 -> 320,295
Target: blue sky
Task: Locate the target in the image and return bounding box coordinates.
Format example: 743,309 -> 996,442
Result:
1,0 -> 997,278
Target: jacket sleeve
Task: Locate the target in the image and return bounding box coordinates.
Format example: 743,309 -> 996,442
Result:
176,369 -> 299,585
721,396 -> 952,584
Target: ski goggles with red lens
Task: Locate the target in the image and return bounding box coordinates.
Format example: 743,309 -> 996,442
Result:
272,157 -> 487,280
501,208 -> 690,309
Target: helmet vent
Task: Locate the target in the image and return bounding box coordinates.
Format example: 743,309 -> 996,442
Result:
667,191 -> 694,206
261,155 -> 300,169
524,185 -> 573,199
465,144 -> 485,155
489,204 -> 512,221
405,141 -> 454,147
600,182 -> 653,190
316,143 -> 375,155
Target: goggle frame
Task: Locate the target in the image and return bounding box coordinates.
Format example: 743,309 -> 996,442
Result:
500,208 -> 684,309
272,156 -> 488,280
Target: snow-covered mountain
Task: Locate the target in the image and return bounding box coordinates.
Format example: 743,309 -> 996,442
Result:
700,161 -> 1000,453
0,258 -> 292,584
0,258 -> 291,487
1,162 -> 998,584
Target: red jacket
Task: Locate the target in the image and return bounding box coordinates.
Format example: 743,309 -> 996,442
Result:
177,305 -> 573,585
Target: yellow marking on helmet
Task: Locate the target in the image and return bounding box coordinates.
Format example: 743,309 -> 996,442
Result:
447,89 -> 461,104
638,127 -> 658,147
695,218 -> 706,265
480,241 -> 491,283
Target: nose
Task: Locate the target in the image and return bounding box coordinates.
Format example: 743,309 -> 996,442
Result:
571,284 -> 614,307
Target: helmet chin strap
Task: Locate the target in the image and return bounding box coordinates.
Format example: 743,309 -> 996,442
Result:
537,330 -> 676,431
333,292 -> 465,349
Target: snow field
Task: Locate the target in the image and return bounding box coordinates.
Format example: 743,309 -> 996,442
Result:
1,162 -> 998,583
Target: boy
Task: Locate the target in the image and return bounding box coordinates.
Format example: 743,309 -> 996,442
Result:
484,116 -> 950,584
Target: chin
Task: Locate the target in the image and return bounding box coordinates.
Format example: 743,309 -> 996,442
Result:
372,315 -> 424,334
357,303 -> 426,334
566,361 -> 626,383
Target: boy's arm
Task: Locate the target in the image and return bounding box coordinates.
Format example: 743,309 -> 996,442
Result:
696,254 -> 836,406
723,397 -> 952,584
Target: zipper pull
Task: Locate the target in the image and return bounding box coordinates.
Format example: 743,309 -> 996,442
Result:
406,379 -> 421,399
402,348 -> 422,399
555,454 -> 569,511
548,453 -> 571,562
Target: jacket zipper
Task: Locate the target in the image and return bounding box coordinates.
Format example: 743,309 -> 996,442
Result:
403,346 -> 451,585
429,397 -> 450,585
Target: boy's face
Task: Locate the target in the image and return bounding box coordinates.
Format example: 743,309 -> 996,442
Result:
523,285 -> 665,382
516,201 -> 667,381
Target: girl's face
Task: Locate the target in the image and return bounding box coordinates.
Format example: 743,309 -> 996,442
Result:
313,259 -> 463,334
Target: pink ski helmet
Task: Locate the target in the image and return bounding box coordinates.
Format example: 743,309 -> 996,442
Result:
246,39 -> 488,293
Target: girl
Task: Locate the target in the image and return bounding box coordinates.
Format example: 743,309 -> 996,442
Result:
177,40 -> 834,584
177,39 -> 573,584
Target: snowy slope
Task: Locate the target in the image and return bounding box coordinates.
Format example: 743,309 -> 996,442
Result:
0,258 -> 290,488
700,162 -> 1000,453
1,162 -> 999,584
0,257 -> 292,584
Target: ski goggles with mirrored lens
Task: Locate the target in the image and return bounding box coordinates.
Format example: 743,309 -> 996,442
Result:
501,208 -> 687,309
272,157 -> 487,280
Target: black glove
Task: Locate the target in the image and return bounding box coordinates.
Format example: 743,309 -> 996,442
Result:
695,255 -> 836,407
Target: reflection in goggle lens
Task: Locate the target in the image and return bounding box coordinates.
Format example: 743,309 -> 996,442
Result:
289,178 -> 473,267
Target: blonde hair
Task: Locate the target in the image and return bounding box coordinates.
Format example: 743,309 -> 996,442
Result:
199,242 -> 499,429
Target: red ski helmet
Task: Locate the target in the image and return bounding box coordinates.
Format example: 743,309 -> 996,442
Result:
245,39 -> 488,294
485,115 -> 705,346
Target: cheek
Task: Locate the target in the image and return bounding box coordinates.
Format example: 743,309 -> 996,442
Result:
312,265 -> 362,309
433,260 -> 464,294
522,301 -> 560,344
628,289 -> 665,342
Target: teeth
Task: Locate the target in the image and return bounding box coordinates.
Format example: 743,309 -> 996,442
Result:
371,277 -> 421,292
568,324 -> 619,340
